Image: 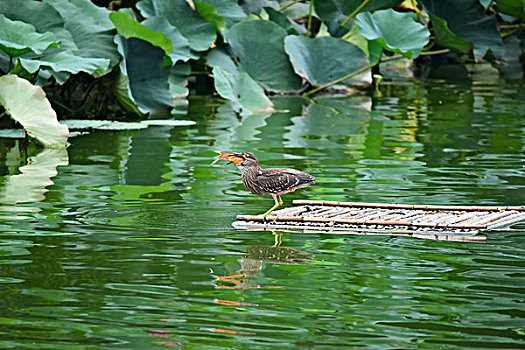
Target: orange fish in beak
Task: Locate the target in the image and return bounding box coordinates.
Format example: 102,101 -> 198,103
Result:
210,151 -> 246,165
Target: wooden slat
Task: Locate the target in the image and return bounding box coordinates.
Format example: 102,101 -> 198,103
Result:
292,200 -> 525,211
235,214 -> 488,229
232,221 -> 487,242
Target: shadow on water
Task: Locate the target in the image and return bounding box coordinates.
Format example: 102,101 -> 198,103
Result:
0,74 -> 524,348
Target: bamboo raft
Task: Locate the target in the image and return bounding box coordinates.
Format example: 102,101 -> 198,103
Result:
232,200 -> 525,242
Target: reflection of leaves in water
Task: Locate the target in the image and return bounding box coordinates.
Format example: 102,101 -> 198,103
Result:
0,148 -> 68,207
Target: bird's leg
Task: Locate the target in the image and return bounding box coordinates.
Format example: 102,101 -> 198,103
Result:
262,194 -> 281,216
272,231 -> 282,247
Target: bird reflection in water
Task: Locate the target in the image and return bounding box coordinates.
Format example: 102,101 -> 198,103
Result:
214,232 -> 316,291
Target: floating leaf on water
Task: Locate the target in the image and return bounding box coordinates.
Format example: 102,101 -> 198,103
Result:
141,120 -> 196,126
0,129 -> 26,139
62,120 -> 147,131
62,119 -> 196,130
0,75 -> 69,147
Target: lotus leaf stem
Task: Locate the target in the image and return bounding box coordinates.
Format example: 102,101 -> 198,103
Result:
341,0 -> 371,27
303,48 -> 452,97
307,0 -> 314,38
303,63 -> 375,97
278,0 -> 304,12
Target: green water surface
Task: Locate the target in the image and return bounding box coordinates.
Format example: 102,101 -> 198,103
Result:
0,75 -> 524,349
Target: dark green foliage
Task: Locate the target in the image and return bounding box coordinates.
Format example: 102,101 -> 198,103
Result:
0,0 -> 522,117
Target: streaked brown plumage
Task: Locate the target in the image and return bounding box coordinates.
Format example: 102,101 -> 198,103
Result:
230,152 -> 316,215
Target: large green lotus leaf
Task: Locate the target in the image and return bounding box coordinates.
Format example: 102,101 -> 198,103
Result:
136,0 -> 217,52
63,0 -> 115,30
495,0 -> 525,19
226,20 -> 304,92
116,37 -> 173,114
0,0 -> 119,81
356,9 -> 430,59
421,0 -> 504,60
265,7 -> 305,35
428,13 -> 472,54
198,0 -> 247,30
142,16 -> 195,64
194,1 -> 226,32
0,75 -> 69,147
315,0 -> 403,23
0,14 -> 59,57
0,0 -> 63,34
206,47 -> 239,74
284,36 -> 368,86
169,61 -> 191,98
19,50 -> 110,75
45,0 -> 120,66
342,22 -> 383,64
213,66 -> 274,116
110,12 -> 173,54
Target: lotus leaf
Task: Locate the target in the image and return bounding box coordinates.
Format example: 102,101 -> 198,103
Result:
356,9 -> 430,59
137,0 -> 217,52
494,0 -> 525,19
428,13 -> 472,54
0,75 -> 68,146
194,1 -> 226,32
169,62 -> 191,98
265,7 -> 304,35
239,0 -> 281,16
0,0 -> 63,34
421,0 -> 504,60
0,14 -> 59,57
284,36 -> 369,86
206,47 -> 239,74
116,37 -> 173,114
45,0 -> 120,67
198,0 -> 247,30
60,0 -> 115,30
142,16 -> 195,64
315,0 -> 403,24
20,50 -> 110,75
213,66 -> 274,116
110,12 -> 173,55
226,20 -> 303,92
1,0 -> 119,81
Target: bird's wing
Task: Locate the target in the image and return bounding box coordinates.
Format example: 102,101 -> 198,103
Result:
256,168 -> 315,195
